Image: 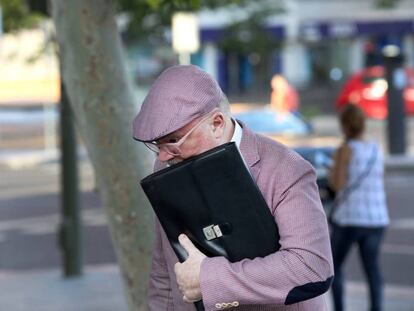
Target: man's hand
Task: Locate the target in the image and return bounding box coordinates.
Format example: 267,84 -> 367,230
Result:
174,234 -> 207,303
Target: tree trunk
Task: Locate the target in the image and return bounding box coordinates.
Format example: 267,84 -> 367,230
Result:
51,0 -> 154,309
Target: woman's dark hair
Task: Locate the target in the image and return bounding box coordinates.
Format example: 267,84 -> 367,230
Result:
340,104 -> 366,140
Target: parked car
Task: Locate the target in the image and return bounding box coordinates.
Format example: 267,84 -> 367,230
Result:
336,65 -> 414,119
231,104 -> 312,136
294,146 -> 335,206
230,104 -> 334,205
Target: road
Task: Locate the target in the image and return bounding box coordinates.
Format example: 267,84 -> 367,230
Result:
0,160 -> 414,289
0,160 -> 116,270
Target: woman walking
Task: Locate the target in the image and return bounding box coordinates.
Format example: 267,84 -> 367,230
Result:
329,104 -> 389,311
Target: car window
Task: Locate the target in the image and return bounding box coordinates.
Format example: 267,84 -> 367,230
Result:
294,148 -> 334,169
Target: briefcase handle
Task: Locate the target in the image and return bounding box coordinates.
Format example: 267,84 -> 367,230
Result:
194,300 -> 205,311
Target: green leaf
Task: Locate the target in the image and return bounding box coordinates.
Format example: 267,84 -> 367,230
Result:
146,0 -> 161,9
0,0 -> 45,32
376,0 -> 399,8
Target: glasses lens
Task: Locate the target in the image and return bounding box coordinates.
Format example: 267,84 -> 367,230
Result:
144,142 -> 160,154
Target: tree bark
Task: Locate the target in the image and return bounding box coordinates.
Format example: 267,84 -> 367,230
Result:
51,0 -> 154,309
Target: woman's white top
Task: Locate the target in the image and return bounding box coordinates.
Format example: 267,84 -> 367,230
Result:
332,139 -> 389,227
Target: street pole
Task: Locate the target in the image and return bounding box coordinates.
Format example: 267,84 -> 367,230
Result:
382,45 -> 406,154
0,5 -> 3,36
179,52 -> 191,65
43,103 -> 56,152
59,79 -> 82,276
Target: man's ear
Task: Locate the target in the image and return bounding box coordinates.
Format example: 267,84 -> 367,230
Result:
211,113 -> 225,138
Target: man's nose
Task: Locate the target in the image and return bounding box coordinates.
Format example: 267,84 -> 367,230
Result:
157,148 -> 175,163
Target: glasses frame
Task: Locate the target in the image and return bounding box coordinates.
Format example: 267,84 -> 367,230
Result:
144,109 -> 218,156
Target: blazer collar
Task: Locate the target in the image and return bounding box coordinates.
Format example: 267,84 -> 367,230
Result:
238,123 -> 261,177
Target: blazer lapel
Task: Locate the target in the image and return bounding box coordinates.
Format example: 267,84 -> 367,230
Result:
238,125 -> 261,180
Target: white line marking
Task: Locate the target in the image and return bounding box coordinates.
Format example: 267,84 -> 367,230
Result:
0,209 -> 107,237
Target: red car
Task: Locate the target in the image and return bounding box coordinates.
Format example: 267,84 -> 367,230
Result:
336,65 -> 414,119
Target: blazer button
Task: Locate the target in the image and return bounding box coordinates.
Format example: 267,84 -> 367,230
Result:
215,303 -> 223,309
232,301 -> 240,307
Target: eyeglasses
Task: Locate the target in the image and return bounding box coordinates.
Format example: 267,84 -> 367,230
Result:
144,110 -> 217,156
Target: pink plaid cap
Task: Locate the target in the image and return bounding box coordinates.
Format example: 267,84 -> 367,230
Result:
132,65 -> 225,142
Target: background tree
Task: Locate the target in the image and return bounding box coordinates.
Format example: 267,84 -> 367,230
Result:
217,4 -> 284,94
117,0 -> 249,42
376,0 -> 400,8
51,1 -> 155,309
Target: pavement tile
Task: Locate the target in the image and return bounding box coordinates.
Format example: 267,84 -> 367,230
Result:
0,265 -> 128,311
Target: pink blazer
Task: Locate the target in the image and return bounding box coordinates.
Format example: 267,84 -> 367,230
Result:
148,126 -> 334,311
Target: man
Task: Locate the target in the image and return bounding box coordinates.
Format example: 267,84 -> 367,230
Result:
133,65 -> 333,311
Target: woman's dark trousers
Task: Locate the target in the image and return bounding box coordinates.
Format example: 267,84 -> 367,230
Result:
331,224 -> 385,311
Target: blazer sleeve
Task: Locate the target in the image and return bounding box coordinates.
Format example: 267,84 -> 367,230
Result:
147,219 -> 174,310
199,161 -> 334,310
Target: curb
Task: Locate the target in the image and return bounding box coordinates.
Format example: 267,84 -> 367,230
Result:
0,149 -> 59,169
0,149 -> 89,170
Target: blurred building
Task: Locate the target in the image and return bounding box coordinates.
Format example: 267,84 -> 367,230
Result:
194,0 -> 414,96
0,24 -> 59,106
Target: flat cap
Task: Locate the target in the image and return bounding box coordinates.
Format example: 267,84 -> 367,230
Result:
132,65 -> 225,142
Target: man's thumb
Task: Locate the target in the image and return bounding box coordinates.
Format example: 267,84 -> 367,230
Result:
178,234 -> 198,256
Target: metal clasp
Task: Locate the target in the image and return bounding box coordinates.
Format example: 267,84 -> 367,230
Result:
203,225 -> 223,240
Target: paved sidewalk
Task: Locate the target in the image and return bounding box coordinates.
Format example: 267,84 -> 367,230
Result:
0,264 -> 413,311
0,265 -> 128,311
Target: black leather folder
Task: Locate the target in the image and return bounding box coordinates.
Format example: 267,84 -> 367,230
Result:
141,142 -> 280,263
